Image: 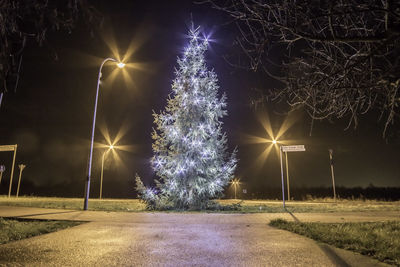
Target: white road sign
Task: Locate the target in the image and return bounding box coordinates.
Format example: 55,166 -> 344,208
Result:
281,145 -> 305,152
0,145 -> 17,152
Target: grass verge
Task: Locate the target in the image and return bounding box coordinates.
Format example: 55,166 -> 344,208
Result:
0,196 -> 147,212
269,219 -> 400,266
0,217 -> 84,244
1,196 -> 400,213
219,199 -> 400,213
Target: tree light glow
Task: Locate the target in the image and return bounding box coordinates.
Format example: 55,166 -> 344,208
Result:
136,26 -> 237,209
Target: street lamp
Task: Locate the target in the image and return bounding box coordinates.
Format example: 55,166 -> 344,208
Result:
271,139 -> 286,207
16,164 -> 26,198
84,58 -> 125,210
99,145 -> 114,199
272,138 -> 290,201
231,179 -> 240,199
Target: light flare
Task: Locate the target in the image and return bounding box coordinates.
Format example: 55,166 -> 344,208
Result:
275,110 -> 300,141
241,108 -> 300,172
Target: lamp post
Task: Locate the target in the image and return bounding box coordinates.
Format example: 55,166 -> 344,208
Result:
99,145 -> 114,199
231,179 -> 239,199
272,139 -> 287,208
329,149 -> 336,201
16,164 -> 26,197
83,58 -> 125,210
271,139 -> 286,207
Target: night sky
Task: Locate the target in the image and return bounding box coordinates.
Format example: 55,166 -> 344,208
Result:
0,1 -> 399,198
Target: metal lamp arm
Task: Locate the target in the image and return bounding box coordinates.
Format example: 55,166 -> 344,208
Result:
84,57 -> 117,210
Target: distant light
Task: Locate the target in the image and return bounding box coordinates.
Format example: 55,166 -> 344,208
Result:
109,145 -> 114,150
272,139 -> 277,144
116,62 -> 125,69
231,179 -> 240,185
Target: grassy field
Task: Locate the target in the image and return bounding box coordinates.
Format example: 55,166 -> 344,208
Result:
220,199 -> 400,213
0,217 -> 83,244
0,196 -> 147,212
269,219 -> 400,266
0,196 -> 399,213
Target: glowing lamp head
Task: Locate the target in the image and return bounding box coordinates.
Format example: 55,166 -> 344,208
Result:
116,62 -> 125,69
272,139 -> 277,144
109,145 -> 114,150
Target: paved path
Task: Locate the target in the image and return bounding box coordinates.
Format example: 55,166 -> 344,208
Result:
0,206 -> 397,266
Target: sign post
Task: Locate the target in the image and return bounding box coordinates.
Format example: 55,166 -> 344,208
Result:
0,165 -> 5,184
280,145 -> 306,207
16,164 -> 26,197
0,145 -> 18,197
285,152 -> 290,201
279,147 -> 286,208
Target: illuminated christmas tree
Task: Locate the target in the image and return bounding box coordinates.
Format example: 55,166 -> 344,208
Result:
136,27 -> 237,209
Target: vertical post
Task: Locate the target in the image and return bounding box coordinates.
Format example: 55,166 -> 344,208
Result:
16,164 -> 26,197
234,182 -> 237,199
8,145 -> 17,198
99,151 -> 106,199
84,69 -> 101,209
280,146 -> 285,208
329,149 -> 336,201
285,151 -> 290,201
84,58 -> 116,210
1,164 -> 6,184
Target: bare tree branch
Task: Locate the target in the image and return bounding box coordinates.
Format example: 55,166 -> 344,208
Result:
203,0 -> 400,136
0,0 -> 100,107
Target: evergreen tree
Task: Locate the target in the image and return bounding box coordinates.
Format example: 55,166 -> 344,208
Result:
137,27 -> 237,209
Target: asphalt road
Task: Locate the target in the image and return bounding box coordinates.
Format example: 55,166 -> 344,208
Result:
0,206 -> 396,266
